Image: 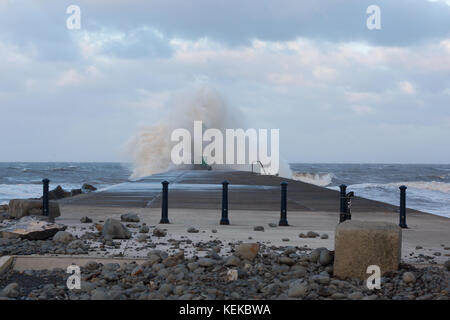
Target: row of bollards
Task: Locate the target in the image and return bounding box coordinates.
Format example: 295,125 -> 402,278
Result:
40,178 -> 409,228
338,184 -> 408,228
159,180 -> 290,226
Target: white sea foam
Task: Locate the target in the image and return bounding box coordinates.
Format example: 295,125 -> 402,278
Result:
292,172 -> 334,186
0,183 -> 85,204
125,85 -> 293,179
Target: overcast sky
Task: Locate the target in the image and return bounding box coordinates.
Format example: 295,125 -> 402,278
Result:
0,0 -> 449,163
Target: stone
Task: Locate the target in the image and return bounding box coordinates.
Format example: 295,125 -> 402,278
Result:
90,288 -> 109,300
101,219 -> 131,239
187,227 -> 199,233
81,183 -> 97,192
348,291 -> 364,300
153,228 -> 167,237
287,281 -> 308,298
53,231 -> 74,244
253,226 -> 265,232
334,221 -> 401,280
139,225 -> 149,233
309,247 -> 327,263
268,223 -> 277,228
0,216 -> 66,240
402,272 -> 416,284
70,189 -> 82,197
319,249 -> 333,266
225,256 -> 241,267
445,260 -> 450,271
1,282 -> 19,298
48,185 -> 71,200
320,234 -> 329,239
8,199 -> 60,219
121,213 -> 140,223
235,243 -> 260,261
279,257 -> 295,266
198,258 -> 216,267
80,216 -> 92,223
137,234 -> 148,242
211,229 -> 217,233
307,231 -> 319,238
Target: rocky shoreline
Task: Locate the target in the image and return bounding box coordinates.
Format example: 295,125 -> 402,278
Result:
1,210 -> 449,300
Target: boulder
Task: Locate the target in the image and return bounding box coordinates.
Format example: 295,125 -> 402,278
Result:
80,216 -> 92,223
102,219 -> 131,239
53,231 -> 74,243
47,185 -> 71,200
235,243 -> 260,261
0,215 -> 66,240
81,183 -> 97,192
70,189 -> 82,197
8,199 -> 60,219
120,213 -> 140,222
333,220 -> 401,280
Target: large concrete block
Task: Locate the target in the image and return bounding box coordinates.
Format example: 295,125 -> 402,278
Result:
334,220 -> 401,280
8,199 -> 61,219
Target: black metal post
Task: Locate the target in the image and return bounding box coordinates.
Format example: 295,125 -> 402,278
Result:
160,181 -> 170,224
339,184 -> 347,223
399,185 -> 407,228
42,178 -> 49,216
220,181 -> 230,225
279,182 -> 289,226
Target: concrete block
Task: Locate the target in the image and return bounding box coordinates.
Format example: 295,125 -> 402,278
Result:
0,256 -> 13,273
334,220 -> 401,280
8,199 -> 60,219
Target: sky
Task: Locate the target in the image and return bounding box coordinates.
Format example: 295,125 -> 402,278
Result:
0,0 -> 449,163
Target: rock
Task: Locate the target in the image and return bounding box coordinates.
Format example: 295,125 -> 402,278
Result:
235,243 -> 260,261
90,288 -> 109,300
348,291 -> 364,300
253,226 -> 265,232
279,257 -> 295,266
402,272 -> 416,284
282,238 -> 290,242
0,216 -> 66,240
81,183 -> 97,192
319,249 -> 333,266
211,229 -> 217,233
48,185 -> 71,200
299,233 -> 307,238
94,223 -> 103,232
320,234 -> 329,239
53,231 -> 74,244
313,272 -> 330,284
415,246 -> 423,250
1,282 -> 19,298
187,227 -> 199,233
101,219 -> 131,239
137,234 -> 148,242
334,221 -> 401,280
307,231 -> 319,238
444,260 -> 450,271
0,204 -> 8,213
268,223 -> 277,228
153,228 -> 167,237
287,281 -> 308,298
120,213 -> 140,223
225,256 -> 241,267
198,258 -> 216,267
139,225 -> 149,233
8,199 -> 60,219
80,216 -> 92,223
70,189 -> 82,197
309,247 -> 327,263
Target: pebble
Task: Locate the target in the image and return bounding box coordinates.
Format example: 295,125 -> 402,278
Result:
120,213 -> 140,223
444,260 -> 450,271
307,231 -> 320,238
139,225 -> 150,233
187,227 -> 199,233
53,231 -> 74,244
253,226 -> 265,232
80,216 -> 93,223
319,249 -> 333,266
320,234 -> 329,239
235,243 -> 260,261
268,223 -> 277,228
153,228 -> 167,237
402,272 -> 416,284
287,281 -> 308,298
1,283 -> 19,298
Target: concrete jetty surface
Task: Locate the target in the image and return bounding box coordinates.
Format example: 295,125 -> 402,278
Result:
59,169 -> 420,213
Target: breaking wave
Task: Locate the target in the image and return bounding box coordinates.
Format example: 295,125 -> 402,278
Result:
292,172 -> 334,187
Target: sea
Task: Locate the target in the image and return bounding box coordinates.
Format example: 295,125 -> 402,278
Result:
0,162 -> 449,218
